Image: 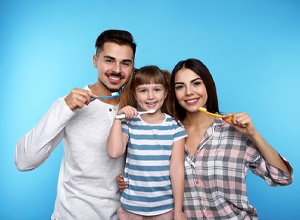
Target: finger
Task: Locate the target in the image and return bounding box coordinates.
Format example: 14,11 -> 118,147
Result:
88,91 -> 99,102
65,91 -> 86,111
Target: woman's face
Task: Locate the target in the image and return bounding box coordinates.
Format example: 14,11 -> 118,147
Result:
174,68 -> 208,113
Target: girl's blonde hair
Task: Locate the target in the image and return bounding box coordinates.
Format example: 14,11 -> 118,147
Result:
120,65 -> 172,115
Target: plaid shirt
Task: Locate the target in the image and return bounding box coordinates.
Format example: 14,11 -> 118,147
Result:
183,118 -> 293,220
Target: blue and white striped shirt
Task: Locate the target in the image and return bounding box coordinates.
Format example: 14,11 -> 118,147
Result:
120,113 -> 187,216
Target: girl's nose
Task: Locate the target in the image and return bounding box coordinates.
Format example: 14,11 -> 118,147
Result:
147,91 -> 154,99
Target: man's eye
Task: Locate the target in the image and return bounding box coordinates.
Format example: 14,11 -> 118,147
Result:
122,62 -> 130,66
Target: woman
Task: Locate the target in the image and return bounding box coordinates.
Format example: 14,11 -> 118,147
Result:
117,58 -> 293,219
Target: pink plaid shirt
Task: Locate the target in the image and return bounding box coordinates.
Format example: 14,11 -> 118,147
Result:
183,118 -> 293,220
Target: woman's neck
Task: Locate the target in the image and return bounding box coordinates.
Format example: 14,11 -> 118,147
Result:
183,111 -> 215,129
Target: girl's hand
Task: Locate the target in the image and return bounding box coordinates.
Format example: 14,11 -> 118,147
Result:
116,173 -> 128,192
117,106 -> 138,120
223,112 -> 256,136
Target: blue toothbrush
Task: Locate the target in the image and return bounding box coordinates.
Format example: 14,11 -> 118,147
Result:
91,92 -> 120,100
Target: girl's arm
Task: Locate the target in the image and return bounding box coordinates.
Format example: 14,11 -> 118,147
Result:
106,119 -> 128,159
224,112 -> 291,173
170,138 -> 187,220
107,105 -> 137,159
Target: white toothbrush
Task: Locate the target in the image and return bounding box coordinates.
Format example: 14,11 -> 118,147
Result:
115,109 -> 155,119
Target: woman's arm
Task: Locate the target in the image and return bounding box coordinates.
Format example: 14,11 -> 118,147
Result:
224,112 -> 291,173
170,138 -> 187,220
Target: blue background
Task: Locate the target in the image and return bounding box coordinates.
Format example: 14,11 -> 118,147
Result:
1,1 -> 299,219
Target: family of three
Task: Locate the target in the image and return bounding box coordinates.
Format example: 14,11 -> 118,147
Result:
15,29 -> 293,220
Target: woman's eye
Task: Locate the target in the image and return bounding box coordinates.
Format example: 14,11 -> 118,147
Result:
194,80 -> 202,86
175,86 -> 183,90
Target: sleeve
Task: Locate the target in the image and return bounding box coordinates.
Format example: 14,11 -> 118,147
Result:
121,119 -> 129,136
15,98 -> 75,171
173,120 -> 188,142
246,138 -> 293,186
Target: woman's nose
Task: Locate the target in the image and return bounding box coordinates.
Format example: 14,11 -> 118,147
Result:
185,86 -> 194,96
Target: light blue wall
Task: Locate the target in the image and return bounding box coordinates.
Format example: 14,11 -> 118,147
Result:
1,1 -> 299,219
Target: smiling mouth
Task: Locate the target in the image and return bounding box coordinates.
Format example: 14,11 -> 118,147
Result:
146,101 -> 157,106
109,75 -> 123,81
185,98 -> 199,104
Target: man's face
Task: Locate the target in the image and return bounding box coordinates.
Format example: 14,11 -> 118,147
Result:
93,42 -> 134,92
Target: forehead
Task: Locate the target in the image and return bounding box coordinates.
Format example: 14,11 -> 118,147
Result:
175,68 -> 200,82
100,42 -> 134,61
136,83 -> 164,89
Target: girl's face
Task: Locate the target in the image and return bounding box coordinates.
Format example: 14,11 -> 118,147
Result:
174,68 -> 208,113
134,83 -> 167,112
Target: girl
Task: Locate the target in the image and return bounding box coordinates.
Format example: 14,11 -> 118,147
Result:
107,66 -> 187,220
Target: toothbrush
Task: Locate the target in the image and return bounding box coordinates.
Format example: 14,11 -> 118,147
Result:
91,92 -> 120,100
115,109 -> 155,119
199,107 -> 232,120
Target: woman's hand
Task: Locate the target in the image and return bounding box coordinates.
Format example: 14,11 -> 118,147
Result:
223,112 -> 256,137
116,173 -> 128,192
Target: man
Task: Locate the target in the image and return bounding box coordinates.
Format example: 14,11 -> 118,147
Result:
15,29 -> 136,220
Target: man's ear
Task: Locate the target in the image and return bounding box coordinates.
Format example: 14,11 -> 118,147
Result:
92,54 -> 98,68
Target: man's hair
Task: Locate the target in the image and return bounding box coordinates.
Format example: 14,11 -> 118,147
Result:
95,29 -> 136,59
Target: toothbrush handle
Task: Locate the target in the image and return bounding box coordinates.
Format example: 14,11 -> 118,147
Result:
115,114 -> 126,119
115,111 -> 152,119
91,95 -> 118,101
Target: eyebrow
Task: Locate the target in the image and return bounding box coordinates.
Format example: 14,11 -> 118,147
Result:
103,55 -> 133,63
175,77 -> 201,85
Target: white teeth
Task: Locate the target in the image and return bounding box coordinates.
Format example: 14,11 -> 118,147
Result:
146,102 -> 156,105
109,76 -> 121,80
186,99 -> 197,103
